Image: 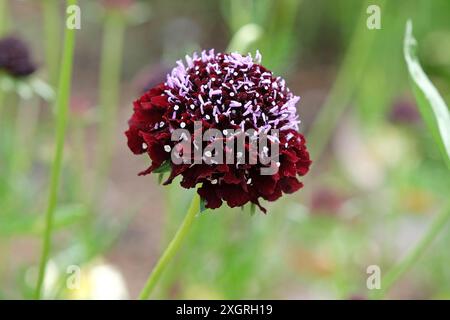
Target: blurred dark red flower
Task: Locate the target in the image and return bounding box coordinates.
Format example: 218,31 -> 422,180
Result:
0,36 -> 36,77
125,50 -> 311,212
310,188 -> 345,214
389,99 -> 420,124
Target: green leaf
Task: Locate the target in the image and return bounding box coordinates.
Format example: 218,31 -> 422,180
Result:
200,197 -> 207,213
404,20 -> 450,167
158,173 -> 164,185
250,203 -> 256,216
29,78 -> 55,101
0,204 -> 87,236
153,160 -> 171,173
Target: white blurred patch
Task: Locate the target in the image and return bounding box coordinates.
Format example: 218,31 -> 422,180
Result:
334,117 -> 385,190
87,264 -> 129,300
25,259 -> 60,299
67,262 -> 129,300
334,117 -> 413,190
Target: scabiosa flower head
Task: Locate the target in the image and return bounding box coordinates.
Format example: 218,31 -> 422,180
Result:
0,36 -> 36,77
126,50 -> 311,212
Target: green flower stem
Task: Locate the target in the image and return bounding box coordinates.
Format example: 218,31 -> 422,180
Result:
0,89 -> 5,125
94,9 -> 126,195
0,0 -> 8,117
0,0 -> 9,36
35,0 -> 77,299
138,193 -> 201,300
43,0 -> 62,87
372,200 -> 450,299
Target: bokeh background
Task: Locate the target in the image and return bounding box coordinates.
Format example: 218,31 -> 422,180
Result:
0,0 -> 449,299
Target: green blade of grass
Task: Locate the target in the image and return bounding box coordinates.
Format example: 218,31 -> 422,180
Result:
35,0 -> 77,300
43,0 -> 62,87
0,0 -> 9,36
404,20 -> 450,167
372,20 -> 450,300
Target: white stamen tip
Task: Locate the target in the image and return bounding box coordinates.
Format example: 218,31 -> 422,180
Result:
205,151 -> 212,157
211,179 -> 218,185
164,145 -> 171,152
142,143 -> 147,150
180,122 -> 186,128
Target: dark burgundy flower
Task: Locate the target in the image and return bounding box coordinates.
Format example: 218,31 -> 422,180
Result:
125,50 -> 311,212
0,36 -> 36,77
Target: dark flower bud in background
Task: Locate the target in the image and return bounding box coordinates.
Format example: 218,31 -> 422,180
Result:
133,63 -> 171,95
0,36 -> 36,78
388,99 -> 421,125
310,187 -> 345,215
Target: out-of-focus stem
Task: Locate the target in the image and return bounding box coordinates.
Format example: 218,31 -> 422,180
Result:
0,0 -> 9,36
94,9 -> 126,195
372,200 -> 450,299
0,89 -> 5,123
0,0 -> 8,116
0,0 -> 8,120
35,0 -> 77,299
43,0 -> 62,86
138,193 -> 201,300
8,98 -> 39,179
307,0 -> 385,161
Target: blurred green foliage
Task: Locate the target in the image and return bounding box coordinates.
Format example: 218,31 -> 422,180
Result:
0,0 -> 449,299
